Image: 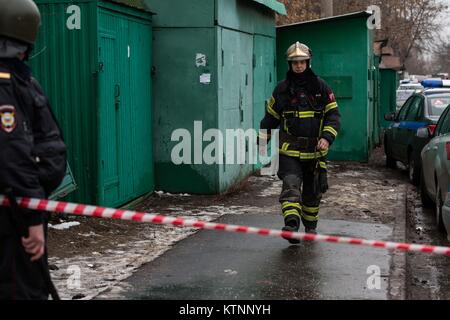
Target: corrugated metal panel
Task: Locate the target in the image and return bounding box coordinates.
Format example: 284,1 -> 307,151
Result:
278,11 -> 372,28
32,0 -> 154,207
98,12 -> 121,205
98,5 -> 154,207
31,1 -> 99,204
129,20 -> 154,197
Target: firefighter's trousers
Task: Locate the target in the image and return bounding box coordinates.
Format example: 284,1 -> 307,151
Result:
277,155 -> 322,230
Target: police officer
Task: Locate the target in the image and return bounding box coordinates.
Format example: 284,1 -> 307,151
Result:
0,0 -> 67,299
259,42 -> 341,244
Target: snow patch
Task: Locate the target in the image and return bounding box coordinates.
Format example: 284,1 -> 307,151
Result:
49,202 -> 260,300
155,191 -> 191,197
49,222 -> 80,230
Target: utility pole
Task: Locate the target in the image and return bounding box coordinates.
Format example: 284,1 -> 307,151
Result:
320,0 -> 333,18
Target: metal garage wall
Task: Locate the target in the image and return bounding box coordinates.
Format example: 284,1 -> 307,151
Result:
32,0 -> 154,206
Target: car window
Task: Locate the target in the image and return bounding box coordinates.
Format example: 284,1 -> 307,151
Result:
405,97 -> 421,121
427,94 -> 450,116
401,85 -> 423,91
398,84 -> 423,90
398,97 -> 413,121
436,107 -> 450,135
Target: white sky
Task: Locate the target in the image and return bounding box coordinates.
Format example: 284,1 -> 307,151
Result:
439,0 -> 450,39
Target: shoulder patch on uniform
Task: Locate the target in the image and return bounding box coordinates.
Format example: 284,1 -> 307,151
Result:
328,92 -> 336,102
0,105 -> 17,133
0,72 -> 11,79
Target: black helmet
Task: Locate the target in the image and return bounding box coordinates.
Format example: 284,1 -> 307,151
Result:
0,0 -> 41,45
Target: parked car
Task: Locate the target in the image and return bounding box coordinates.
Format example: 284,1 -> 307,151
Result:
384,87 -> 450,185
418,104 -> 450,240
396,83 -> 424,109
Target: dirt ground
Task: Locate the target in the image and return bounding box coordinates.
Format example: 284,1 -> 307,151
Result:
48,147 -> 405,258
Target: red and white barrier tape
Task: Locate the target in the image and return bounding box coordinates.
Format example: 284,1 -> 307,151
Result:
1,195 -> 450,256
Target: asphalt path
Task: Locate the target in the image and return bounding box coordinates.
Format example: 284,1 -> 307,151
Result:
122,213 -> 393,300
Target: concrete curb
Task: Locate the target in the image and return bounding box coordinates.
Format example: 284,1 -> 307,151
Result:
387,184 -> 407,300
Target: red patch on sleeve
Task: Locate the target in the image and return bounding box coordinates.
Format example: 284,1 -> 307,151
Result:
328,92 -> 336,102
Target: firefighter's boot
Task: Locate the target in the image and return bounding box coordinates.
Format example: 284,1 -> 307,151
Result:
282,215 -> 301,244
303,219 -> 318,235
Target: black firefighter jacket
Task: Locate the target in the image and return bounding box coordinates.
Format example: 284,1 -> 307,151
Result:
260,70 -> 341,161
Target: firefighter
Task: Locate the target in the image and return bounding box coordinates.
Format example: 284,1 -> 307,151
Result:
0,0 -> 67,299
259,42 -> 341,244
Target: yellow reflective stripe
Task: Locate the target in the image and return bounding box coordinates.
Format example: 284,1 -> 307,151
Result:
302,206 -> 320,214
299,150 -> 328,159
267,96 -> 280,120
323,126 -> 338,137
0,72 -> 11,79
283,210 -> 301,219
279,149 -> 300,157
320,113 -> 325,134
298,111 -> 316,118
281,143 -> 290,152
301,212 -> 320,222
325,102 -> 338,113
282,111 -> 317,119
319,161 -> 327,169
280,149 -> 328,159
282,202 -> 302,211
319,149 -> 328,157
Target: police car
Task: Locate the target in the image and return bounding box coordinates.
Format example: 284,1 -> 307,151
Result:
396,82 -> 424,109
384,79 -> 450,185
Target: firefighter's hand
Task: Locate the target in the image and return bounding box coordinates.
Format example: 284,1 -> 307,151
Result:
22,224 -> 45,262
317,138 -> 330,151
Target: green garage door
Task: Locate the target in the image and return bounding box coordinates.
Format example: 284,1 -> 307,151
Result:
253,34 -> 276,170
219,28 -> 254,191
98,7 -> 153,207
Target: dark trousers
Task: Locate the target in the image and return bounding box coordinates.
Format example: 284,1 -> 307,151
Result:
0,208 -> 49,300
277,155 -> 322,230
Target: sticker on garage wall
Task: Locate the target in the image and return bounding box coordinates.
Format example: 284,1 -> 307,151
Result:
196,54 -> 207,67
200,73 -> 211,85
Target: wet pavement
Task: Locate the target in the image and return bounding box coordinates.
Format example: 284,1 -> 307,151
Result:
121,214 -> 393,300
49,148 -> 450,300
405,186 -> 450,299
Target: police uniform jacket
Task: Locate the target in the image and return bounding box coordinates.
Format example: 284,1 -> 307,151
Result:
0,58 -> 66,235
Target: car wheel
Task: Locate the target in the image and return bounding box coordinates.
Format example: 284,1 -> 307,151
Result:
408,156 -> 419,186
435,184 -> 446,232
420,170 -> 433,208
